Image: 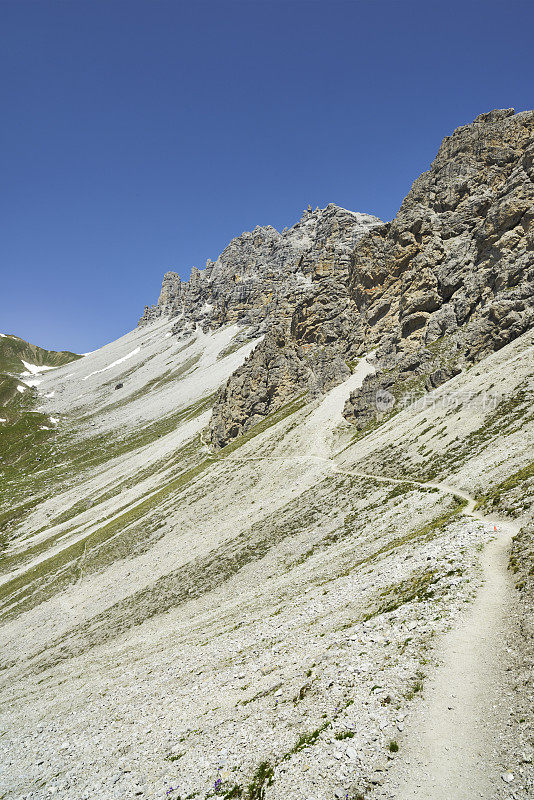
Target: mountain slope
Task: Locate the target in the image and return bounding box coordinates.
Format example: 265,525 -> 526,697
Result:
0,334 -> 80,376
0,110 -> 532,800
0,324 -> 532,800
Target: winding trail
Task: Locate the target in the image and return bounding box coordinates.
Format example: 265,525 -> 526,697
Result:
327,418 -> 521,792
325,461 -> 519,797
228,352 -> 521,799
333,458 -> 519,799
380,518 -> 518,800
252,453 -> 518,797
235,449 -> 519,797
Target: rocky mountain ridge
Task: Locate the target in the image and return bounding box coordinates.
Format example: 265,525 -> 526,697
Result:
140,108 -> 533,449
211,108 -> 534,445
139,204 -> 382,338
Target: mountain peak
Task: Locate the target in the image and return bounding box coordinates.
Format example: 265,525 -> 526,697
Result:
138,204 -> 382,335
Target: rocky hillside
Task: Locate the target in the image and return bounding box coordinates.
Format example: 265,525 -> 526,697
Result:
207,108 -> 533,446
0,109 -> 532,800
0,319 -> 532,800
139,204 -> 381,337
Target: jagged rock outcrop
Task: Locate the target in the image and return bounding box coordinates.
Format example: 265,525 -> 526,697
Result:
343,106 -> 533,425
209,108 -> 534,446
208,208 -> 382,445
139,205 -> 381,339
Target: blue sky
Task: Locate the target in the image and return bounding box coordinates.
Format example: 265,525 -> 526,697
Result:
1,0 -> 532,352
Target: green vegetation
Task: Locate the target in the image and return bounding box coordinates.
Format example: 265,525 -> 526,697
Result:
389,740 -> 399,753
213,761 -> 275,800
475,462 -> 534,515
341,495 -> 468,584
0,335 -> 80,455
405,672 -> 425,700
245,761 -> 274,800
384,483 -> 413,501
285,722 -> 331,756
0,373 -> 26,405
419,388 -> 532,481
221,785 -> 243,799
217,395 -> 306,456
362,569 -> 440,622
216,338 -> 250,362
0,334 -> 80,376
0,392 -> 215,559
0,395 -> 308,623
165,751 -> 184,762
509,524 -> 534,591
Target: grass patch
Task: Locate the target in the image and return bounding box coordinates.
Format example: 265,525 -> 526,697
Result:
216,338 -> 251,362
475,462 -> 534,515
362,569 -> 440,622
285,722 -> 331,757
0,335 -> 80,376
0,395 -> 307,622
335,730 -> 356,740
245,761 -> 274,800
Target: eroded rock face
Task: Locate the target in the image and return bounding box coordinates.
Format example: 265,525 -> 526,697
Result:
210,108 -> 534,445
139,205 -> 381,339
139,205 -> 382,446
343,107 -> 534,424
208,207 -> 381,445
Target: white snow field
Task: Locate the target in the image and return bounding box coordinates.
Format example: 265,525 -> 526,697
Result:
0,320 -> 532,800
21,362 -> 57,376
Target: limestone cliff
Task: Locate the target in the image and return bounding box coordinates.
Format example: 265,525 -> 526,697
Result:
139,205 -> 381,339
209,108 -> 534,445
343,107 -> 533,426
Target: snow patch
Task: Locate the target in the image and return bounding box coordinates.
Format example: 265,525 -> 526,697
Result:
49,417 -> 60,424
82,348 -> 141,381
0,418 -> 7,422
21,378 -> 42,388
21,361 -> 56,375
16,385 -> 26,393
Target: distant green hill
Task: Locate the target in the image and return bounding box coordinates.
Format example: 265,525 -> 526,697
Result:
0,334 -> 80,376
0,334 -> 80,406
0,374 -> 23,406
0,335 -> 80,480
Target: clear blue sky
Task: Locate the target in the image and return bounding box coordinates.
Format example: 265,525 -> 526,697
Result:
1,0 -> 532,352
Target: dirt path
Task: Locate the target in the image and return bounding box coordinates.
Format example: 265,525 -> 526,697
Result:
230,452 -> 519,799
374,516 -> 518,800
224,361 -> 521,798
330,463 -> 520,799
327,462 -> 519,799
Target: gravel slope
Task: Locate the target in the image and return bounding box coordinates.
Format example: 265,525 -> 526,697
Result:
0,324 -> 532,800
